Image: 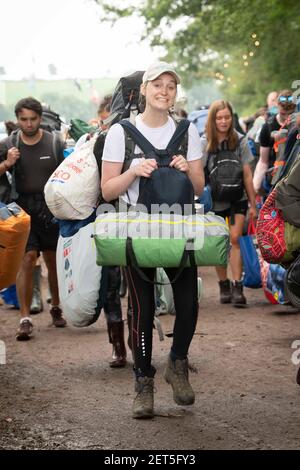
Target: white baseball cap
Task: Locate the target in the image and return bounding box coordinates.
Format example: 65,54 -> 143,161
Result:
142,62 -> 181,84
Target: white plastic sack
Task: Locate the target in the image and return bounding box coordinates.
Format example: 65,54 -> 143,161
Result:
44,135 -> 99,220
155,268 -> 203,316
56,221 -> 106,327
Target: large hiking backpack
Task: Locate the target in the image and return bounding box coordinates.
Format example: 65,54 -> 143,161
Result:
118,119 -> 193,213
207,140 -> 244,202
285,253 -> 300,308
256,187 -> 300,265
187,107 -> 209,137
275,138 -> 300,227
105,71 -> 144,126
41,106 -> 63,133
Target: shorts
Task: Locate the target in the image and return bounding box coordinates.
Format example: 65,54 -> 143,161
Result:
16,193 -> 59,253
214,200 -> 248,222
26,218 -> 59,253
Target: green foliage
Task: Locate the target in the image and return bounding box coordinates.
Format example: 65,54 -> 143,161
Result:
95,0 -> 300,114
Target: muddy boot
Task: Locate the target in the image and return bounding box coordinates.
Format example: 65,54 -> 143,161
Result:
232,280 -> 247,307
132,377 -> 154,419
218,279 -> 232,304
164,356 -> 195,406
30,266 -> 43,314
107,321 -> 127,368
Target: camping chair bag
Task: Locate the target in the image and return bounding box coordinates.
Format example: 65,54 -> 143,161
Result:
94,211 -> 229,268
0,203 -> 30,290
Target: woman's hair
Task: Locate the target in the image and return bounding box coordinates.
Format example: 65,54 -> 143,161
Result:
205,100 -> 238,153
98,94 -> 112,115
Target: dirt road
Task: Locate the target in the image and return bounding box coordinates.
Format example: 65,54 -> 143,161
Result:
1,267 -> 300,450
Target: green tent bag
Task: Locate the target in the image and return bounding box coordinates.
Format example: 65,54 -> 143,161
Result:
94,212 -> 229,268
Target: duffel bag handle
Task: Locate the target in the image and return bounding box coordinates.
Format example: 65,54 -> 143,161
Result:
126,237 -> 196,285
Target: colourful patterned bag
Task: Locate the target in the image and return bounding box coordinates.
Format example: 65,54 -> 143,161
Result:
256,189 -> 286,263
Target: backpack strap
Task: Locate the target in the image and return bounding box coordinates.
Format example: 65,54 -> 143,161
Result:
119,120 -> 155,155
119,118 -> 190,159
7,130 -> 21,201
52,131 -> 63,165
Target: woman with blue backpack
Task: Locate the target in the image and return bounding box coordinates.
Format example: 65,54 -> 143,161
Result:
101,62 -> 204,419
200,100 -> 257,307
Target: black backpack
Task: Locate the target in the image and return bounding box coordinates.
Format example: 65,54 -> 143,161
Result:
285,253 -> 300,308
40,107 -> 63,133
118,119 -> 193,214
207,139 -> 244,202
93,70 -> 145,180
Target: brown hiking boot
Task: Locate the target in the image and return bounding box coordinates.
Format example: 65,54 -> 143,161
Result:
132,377 -> 154,419
164,356 -> 195,406
219,279 -> 232,304
50,306 -> 67,327
16,318 -> 33,341
232,281 -> 247,307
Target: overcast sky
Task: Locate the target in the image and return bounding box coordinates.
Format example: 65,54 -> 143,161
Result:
0,0 -> 160,80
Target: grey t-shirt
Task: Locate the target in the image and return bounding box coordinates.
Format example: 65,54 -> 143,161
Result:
200,132 -> 254,212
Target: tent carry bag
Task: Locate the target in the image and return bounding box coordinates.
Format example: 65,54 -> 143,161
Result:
94,211 -> 229,270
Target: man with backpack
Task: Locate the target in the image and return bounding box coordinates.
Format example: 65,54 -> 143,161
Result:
101,62 -> 204,419
253,89 -> 296,194
0,97 -> 67,340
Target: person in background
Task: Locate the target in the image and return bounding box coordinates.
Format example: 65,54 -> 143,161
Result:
253,89 -> 296,194
0,97 -> 67,340
89,94 -> 112,130
200,100 -> 257,307
93,96 -> 127,369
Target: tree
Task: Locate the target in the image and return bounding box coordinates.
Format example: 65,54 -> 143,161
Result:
95,0 -> 300,113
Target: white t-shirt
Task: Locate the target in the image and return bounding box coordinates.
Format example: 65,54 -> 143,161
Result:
102,114 -> 202,205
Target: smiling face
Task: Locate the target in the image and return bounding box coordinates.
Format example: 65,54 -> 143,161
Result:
141,73 -> 177,112
215,107 -> 233,135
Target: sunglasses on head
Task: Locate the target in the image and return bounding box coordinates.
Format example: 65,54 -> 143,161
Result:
278,95 -> 295,104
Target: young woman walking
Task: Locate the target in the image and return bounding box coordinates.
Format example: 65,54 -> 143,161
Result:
101,62 -> 204,418
200,100 -> 257,307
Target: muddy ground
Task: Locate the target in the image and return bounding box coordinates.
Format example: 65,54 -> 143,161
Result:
1,266 -> 300,451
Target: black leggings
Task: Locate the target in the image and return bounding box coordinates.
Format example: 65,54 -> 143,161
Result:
124,266 -> 199,377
